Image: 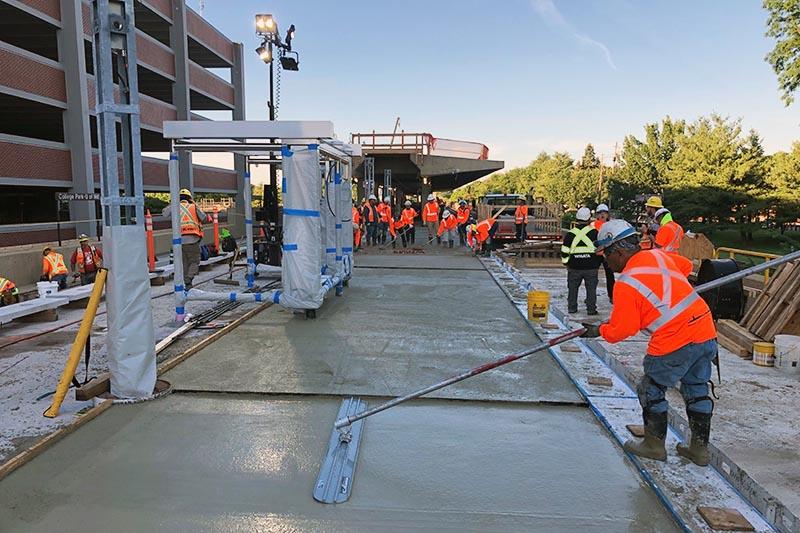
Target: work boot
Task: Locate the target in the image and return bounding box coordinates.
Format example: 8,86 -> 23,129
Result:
677,411 -> 711,466
623,411 -> 667,461
449,241 -> 454,248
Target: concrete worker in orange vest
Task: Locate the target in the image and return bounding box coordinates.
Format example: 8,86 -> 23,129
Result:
362,195 -> 380,246
473,217 -> 497,256
456,200 -> 471,246
653,207 -> 684,254
0,276 -> 20,306
514,198 -> 529,243
422,194 -> 440,244
351,204 -> 362,251
582,220 -> 717,466
376,196 -> 392,245
592,204 -> 615,302
70,234 -> 103,286
400,200 -> 418,246
41,246 -> 69,290
162,188 -> 210,289
437,210 -> 459,248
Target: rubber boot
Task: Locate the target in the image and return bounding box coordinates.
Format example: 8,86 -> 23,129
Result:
623,411 -> 667,461
677,411 -> 711,466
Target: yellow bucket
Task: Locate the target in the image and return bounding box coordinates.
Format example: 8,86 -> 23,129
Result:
527,291 -> 549,322
752,341 -> 775,367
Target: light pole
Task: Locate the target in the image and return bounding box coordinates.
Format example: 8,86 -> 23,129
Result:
254,14 -> 299,226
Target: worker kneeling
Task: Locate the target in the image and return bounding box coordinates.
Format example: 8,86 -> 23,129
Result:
582,220 -> 716,466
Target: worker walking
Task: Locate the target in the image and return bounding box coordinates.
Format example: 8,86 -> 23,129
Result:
0,276 -> 20,306
561,207 -> 600,315
70,234 -> 103,286
438,210 -> 458,248
162,188 -> 210,289
377,196 -> 392,244
456,200 -> 471,246
653,207 -> 684,254
400,200 -> 417,246
514,198 -> 529,243
362,195 -> 379,246
593,204 -> 615,302
423,194 -> 440,243
41,247 -> 69,290
352,204 -> 362,251
583,220 -> 717,466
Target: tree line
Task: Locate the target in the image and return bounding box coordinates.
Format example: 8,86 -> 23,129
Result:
451,114 -> 800,238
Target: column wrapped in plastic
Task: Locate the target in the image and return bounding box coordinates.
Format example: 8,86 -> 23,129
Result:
319,176 -> 329,273
323,169 -> 337,274
281,145 -> 322,309
341,163 -> 354,278
104,224 -> 157,398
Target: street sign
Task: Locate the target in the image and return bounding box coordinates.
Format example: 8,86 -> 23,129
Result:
57,192 -> 100,201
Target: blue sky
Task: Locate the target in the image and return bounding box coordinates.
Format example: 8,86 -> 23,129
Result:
192,0 -> 798,171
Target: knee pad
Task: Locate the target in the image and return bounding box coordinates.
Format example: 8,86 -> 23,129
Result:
637,375 -> 667,414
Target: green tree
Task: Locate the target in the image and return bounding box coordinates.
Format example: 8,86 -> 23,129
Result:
580,143 -> 600,168
764,0 -> 800,105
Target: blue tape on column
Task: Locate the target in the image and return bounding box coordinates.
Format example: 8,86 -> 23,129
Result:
307,143 -> 318,150
335,224 -> 342,229
325,247 -> 336,253
283,208 -> 320,217
321,265 -> 327,275
172,238 -> 182,245
245,218 -> 253,224
335,255 -> 343,261
283,243 -> 298,251
334,172 -> 341,184
245,171 -> 251,178
174,284 -> 184,293
176,306 -> 185,314
342,247 -> 353,253
282,176 -> 287,193
255,293 -> 262,302
170,153 -> 178,160
273,290 -> 282,303
229,293 -> 237,302
281,146 -> 293,157
247,258 -> 255,264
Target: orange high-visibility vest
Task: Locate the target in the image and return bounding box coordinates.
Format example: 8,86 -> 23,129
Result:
456,206 -> 471,224
377,203 -> 391,223
364,204 -> 377,223
352,206 -> 361,225
514,205 -> 529,224
0,277 -> 15,293
655,220 -> 684,253
75,245 -> 101,274
388,217 -> 397,238
592,219 -> 605,231
600,249 -> 715,356
475,218 -> 495,243
437,215 -> 458,236
43,252 -> 68,279
179,201 -> 204,238
401,208 -> 417,225
423,201 -> 439,222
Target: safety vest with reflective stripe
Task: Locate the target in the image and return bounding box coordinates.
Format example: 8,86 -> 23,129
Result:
592,219 -> 604,231
352,206 -> 361,225
438,215 -> 458,236
401,208 -> 417,225
75,245 -> 101,274
179,201 -> 203,238
655,220 -> 684,253
514,205 -> 529,224
377,203 -> 391,223
423,201 -> 439,222
561,225 -> 595,264
456,206 -> 471,224
0,277 -> 15,293
600,249 -> 715,356
43,252 -> 68,279
475,218 -> 495,243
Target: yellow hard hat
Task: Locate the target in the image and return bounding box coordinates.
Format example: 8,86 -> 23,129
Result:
179,188 -> 192,198
645,196 -> 663,208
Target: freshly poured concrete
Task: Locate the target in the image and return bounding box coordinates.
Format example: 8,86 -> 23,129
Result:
0,394 -> 680,532
165,256 -> 581,404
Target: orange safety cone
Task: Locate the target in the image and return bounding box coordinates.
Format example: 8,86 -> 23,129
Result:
145,209 -> 155,272
212,207 -> 220,253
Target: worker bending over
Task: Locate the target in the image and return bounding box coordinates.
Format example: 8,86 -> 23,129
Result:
0,276 -> 20,306
583,220 -> 716,466
162,188 -> 210,289
41,246 -> 69,290
593,204 -> 615,302
456,200 -> 471,246
423,194 -> 440,243
438,210 -> 458,248
400,200 -> 417,246
514,198 -> 529,243
362,195 -> 379,246
561,207 -> 600,315
70,234 -> 103,286
473,216 -> 497,256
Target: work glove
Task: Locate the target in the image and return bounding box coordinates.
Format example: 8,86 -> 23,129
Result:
580,322 -> 602,338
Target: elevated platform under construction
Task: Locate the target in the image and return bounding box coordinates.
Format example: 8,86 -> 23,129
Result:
0,248 -> 774,532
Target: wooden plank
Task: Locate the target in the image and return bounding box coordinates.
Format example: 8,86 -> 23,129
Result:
587,376 -> 613,387
697,506 -> 755,531
742,262 -> 797,328
717,331 -> 751,358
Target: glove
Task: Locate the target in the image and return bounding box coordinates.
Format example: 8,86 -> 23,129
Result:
580,322 -> 602,338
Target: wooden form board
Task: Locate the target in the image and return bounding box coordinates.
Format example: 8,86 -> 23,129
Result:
476,202 -> 562,235
739,260 -> 800,340
716,319 -> 762,358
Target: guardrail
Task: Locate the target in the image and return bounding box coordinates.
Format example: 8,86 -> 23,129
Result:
713,247 -> 780,283
351,131 -> 490,160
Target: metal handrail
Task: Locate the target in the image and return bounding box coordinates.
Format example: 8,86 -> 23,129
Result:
713,246 -> 780,283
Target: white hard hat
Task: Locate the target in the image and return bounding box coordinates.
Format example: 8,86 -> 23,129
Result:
595,203 -> 609,213
595,219 -> 638,251
404,200 -> 412,206
427,194 -> 435,201
384,196 -> 391,202
576,207 -> 591,221
654,207 -> 670,218
442,210 -> 451,218
368,194 -> 377,200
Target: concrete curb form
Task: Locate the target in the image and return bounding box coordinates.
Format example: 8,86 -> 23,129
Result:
484,254 -> 782,533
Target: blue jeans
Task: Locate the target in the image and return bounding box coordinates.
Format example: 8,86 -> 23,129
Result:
638,339 -> 717,416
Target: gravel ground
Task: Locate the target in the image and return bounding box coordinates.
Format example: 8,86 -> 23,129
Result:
0,263 -> 272,463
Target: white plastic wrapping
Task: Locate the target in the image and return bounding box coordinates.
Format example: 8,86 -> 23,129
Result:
340,163 -> 354,279
104,225 -> 157,398
281,145 -> 323,309
324,167 -> 338,275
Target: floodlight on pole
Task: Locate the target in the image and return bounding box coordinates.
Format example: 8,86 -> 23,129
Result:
255,13 -> 277,36
256,43 -> 272,64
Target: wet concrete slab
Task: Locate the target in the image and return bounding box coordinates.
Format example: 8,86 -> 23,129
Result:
0,394 -> 681,533
165,259 -> 581,404
353,249 -> 484,270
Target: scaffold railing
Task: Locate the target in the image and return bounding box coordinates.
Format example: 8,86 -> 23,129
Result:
351,131 -> 489,160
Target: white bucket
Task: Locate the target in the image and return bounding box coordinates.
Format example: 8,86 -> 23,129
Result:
774,335 -> 800,375
36,281 -> 59,298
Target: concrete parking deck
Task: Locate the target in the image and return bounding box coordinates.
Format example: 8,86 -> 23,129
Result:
0,248 -> 683,532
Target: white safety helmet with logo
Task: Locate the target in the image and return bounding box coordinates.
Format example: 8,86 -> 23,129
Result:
442,210 -> 451,218
368,194 -> 377,200
384,196 -> 391,203
594,220 -> 638,251
427,194 -> 435,201
404,200 -> 412,206
576,207 -> 591,221
654,207 -> 670,219
595,203 -> 609,213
